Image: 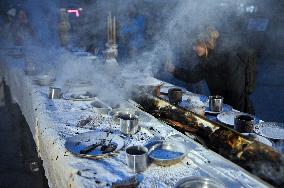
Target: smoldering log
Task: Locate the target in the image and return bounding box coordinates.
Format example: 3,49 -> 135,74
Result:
134,94 -> 284,188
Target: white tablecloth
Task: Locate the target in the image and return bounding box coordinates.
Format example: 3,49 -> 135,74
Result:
0,54 -> 271,188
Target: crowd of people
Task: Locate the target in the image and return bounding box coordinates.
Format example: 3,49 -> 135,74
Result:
1,8 -> 34,46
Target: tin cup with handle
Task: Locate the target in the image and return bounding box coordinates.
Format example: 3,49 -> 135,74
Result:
168,88 -> 183,104
209,95 -> 223,112
234,114 -> 255,133
126,145 -> 148,173
48,87 -> 62,99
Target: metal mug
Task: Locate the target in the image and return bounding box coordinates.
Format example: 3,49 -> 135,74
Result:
234,114 -> 255,133
120,113 -> 140,135
209,95 -> 223,112
168,88 -> 183,104
48,87 -> 62,99
126,145 -> 148,173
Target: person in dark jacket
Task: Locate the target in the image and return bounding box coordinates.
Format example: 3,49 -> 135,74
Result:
166,27 -> 254,114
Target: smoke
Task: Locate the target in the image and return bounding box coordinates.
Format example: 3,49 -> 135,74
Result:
2,0 -> 269,106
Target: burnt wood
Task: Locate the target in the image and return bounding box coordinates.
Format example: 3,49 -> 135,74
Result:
134,94 -> 284,188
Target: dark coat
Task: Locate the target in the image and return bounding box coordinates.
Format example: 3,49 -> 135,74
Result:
172,44 -> 251,112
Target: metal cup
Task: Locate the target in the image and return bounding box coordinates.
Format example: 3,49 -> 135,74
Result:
234,114 -> 255,133
48,87 -> 62,99
126,145 -> 148,173
209,95 -> 223,112
168,88 -> 183,104
120,114 -> 140,135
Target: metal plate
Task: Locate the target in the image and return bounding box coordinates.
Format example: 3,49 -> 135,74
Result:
33,75 -> 55,86
254,122 -> 284,140
90,100 -> 111,114
174,177 -> 225,188
205,104 -> 232,115
146,140 -> 188,166
65,131 -> 124,158
242,133 -> 272,146
64,80 -> 92,88
160,86 -> 187,94
63,92 -> 96,101
217,111 -> 260,126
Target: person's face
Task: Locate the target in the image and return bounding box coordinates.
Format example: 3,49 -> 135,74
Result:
193,45 -> 207,57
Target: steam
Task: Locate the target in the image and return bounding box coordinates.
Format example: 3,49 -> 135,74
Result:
2,0 -> 266,105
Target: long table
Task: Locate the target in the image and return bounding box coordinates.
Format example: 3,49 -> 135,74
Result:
0,52 -> 272,188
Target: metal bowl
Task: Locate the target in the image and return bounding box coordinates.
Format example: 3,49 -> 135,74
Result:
174,177 -> 225,188
34,74 -> 56,86
147,140 -> 188,166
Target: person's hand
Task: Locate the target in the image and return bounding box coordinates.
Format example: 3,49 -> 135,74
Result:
165,62 -> 175,73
